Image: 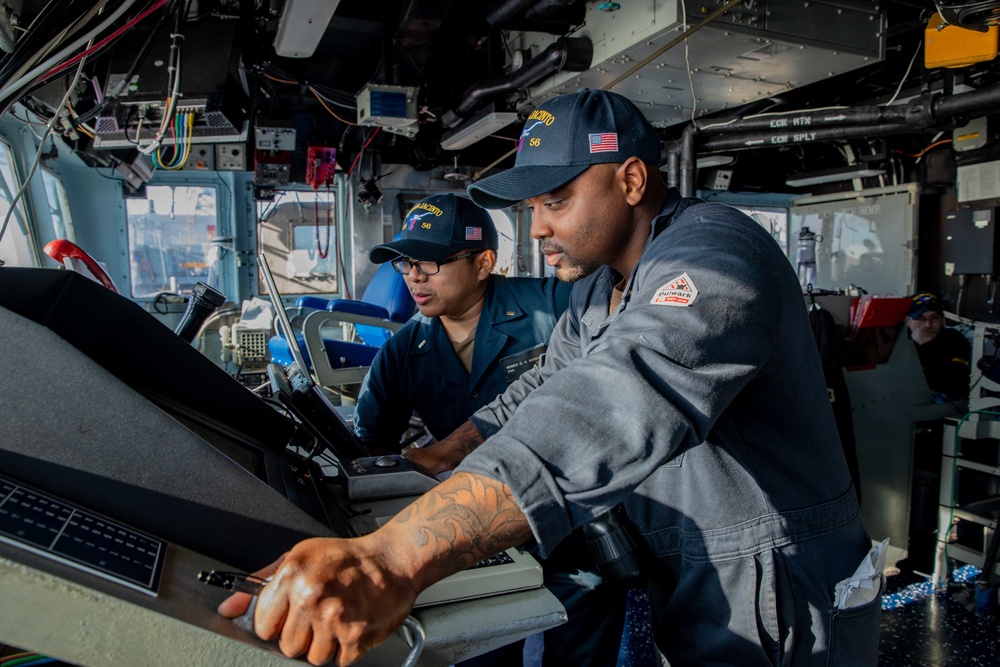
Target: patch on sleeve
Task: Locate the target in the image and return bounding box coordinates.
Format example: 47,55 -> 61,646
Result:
650,272 -> 698,306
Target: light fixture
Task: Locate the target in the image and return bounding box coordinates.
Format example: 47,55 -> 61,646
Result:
273,0 -> 341,58
440,107 -> 519,151
696,154 -> 735,168
785,165 -> 886,188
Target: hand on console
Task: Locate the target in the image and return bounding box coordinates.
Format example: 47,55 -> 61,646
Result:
219,535 -> 418,666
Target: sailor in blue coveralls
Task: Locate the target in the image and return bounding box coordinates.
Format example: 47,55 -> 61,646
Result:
220,91 -> 880,667
357,193 -> 625,666
355,193 -> 571,455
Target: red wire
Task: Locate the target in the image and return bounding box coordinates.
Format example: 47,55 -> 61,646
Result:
345,127 -> 381,179
42,0 -> 168,80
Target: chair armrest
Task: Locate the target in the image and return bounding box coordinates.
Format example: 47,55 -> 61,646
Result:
302,310 -> 404,387
328,299 -> 392,321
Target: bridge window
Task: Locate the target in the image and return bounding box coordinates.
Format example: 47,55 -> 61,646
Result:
126,185 -> 219,298
257,189 -> 339,295
487,209 -> 517,276
0,140 -> 35,268
731,205 -> 789,254
42,169 -> 74,242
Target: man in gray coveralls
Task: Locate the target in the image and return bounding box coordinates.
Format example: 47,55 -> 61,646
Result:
221,89 -> 880,667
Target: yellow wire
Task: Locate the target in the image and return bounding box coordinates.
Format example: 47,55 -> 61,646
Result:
179,112 -> 194,166
157,113 -> 187,170
310,86 -> 357,126
64,99 -> 95,137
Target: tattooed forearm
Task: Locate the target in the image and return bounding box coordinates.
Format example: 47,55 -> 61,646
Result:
390,471 -> 532,590
451,420 -> 485,457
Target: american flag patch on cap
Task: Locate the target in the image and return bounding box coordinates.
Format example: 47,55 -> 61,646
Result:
589,133 -> 618,153
466,226 -> 482,241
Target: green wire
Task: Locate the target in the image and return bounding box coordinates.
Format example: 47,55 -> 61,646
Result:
2,656 -> 49,667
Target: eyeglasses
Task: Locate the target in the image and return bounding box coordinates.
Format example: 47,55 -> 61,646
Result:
912,313 -> 943,324
391,250 -> 483,276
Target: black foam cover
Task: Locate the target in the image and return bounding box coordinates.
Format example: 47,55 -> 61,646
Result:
0,268 -> 293,451
0,303 -> 335,571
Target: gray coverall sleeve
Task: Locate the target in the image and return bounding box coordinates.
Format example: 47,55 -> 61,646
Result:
457,216 -> 789,557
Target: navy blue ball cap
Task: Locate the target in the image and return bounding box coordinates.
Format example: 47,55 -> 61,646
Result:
467,89 -> 662,209
907,292 -> 944,318
369,193 -> 498,264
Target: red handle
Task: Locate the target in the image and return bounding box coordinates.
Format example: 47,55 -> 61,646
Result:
43,239 -> 119,293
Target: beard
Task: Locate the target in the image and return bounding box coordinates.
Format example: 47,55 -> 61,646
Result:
541,241 -> 600,283
557,256 -> 601,283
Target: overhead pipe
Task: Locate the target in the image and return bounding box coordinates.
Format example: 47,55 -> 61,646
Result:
524,0 -> 580,21
485,0 -> 538,27
678,125 -> 697,198
694,83 -> 1000,139
699,123 -> 912,153
440,37 -> 593,129
678,82 -> 1000,195
663,142 -> 679,191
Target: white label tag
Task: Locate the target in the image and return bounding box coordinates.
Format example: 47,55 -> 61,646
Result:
650,272 -> 698,307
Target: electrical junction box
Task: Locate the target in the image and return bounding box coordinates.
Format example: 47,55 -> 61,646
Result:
953,117 -> 988,153
356,84 -> 419,138
703,168 -> 733,191
305,146 -> 337,189
944,208 -> 998,276
255,120 -> 296,151
254,149 -> 291,185
215,143 -> 247,171
925,12 -> 999,69
182,145 -> 215,171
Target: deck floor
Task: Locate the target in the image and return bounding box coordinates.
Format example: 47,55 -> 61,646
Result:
879,564 -> 999,667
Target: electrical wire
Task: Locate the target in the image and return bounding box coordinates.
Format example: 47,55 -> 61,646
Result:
42,0 -> 168,81
0,0 -> 141,104
10,659 -> 57,667
0,654 -> 35,665
74,0 -> 179,126
260,71 -> 297,85
310,86 -> 358,126
679,0 -> 696,122
135,3 -> 186,157
884,40 -> 922,107
256,65 -> 358,110
345,127 -> 380,179
894,138 -> 953,158
0,0 -> 102,87
0,656 -> 55,667
0,41 -> 92,247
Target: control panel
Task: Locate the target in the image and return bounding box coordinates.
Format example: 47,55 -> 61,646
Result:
340,455 -> 439,500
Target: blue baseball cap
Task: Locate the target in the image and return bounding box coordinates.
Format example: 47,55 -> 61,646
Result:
908,292 -> 944,318
369,193 -> 498,264
467,89 -> 662,209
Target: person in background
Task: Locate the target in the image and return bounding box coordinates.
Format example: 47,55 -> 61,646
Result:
905,292 -> 971,402
355,193 -> 624,667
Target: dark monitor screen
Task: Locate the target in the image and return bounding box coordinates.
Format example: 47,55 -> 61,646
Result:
0,268 -> 296,456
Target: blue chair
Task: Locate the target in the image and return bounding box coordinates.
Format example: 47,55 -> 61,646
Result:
267,261 -> 415,388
